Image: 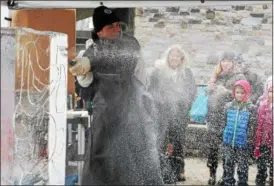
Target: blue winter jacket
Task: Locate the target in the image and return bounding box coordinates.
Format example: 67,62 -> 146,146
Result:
222,100 -> 257,148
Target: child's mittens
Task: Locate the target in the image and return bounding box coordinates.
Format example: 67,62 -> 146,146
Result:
254,146 -> 260,159
167,143 -> 173,157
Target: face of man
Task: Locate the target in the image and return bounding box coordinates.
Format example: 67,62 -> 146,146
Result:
97,22 -> 121,40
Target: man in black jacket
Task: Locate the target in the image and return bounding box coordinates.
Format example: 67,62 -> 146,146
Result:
69,6 -> 163,185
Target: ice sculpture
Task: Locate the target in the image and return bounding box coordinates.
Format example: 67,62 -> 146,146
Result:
1,27 -> 67,185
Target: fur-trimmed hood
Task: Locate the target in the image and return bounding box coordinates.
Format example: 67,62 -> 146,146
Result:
154,44 -> 189,71
153,45 -> 190,83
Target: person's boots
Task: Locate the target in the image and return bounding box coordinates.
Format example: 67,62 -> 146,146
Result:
208,168 -> 216,185
178,172 -> 186,182
237,183 -> 249,186
269,177 -> 273,186
217,178 -> 224,186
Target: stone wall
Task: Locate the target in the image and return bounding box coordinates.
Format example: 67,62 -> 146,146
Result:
134,3 -> 272,84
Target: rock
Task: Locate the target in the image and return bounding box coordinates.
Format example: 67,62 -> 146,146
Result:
252,5 -> 264,12
181,21 -> 188,29
190,24 -> 206,30
241,17 -> 262,26
148,17 -> 159,22
250,13 -> 264,18
199,9 -> 207,14
252,25 -> 261,30
188,19 -> 202,24
166,7 -> 180,13
135,8 -> 143,16
226,30 -> 234,35
212,19 -> 228,26
215,31 -> 226,40
252,30 -> 264,37
256,39 -> 265,46
190,8 -> 200,13
267,18 -> 272,24
154,21 -> 165,28
166,15 -> 181,23
231,35 -> 244,41
218,11 -> 241,24
239,26 -> 253,35
153,13 -> 165,18
232,6 -> 245,11
202,20 -> 211,24
206,54 -> 220,65
185,16 -> 202,24
261,18 -> 268,24
262,4 -> 268,9
136,21 -> 150,27
232,18 -> 241,24
205,26 -> 217,32
264,12 -> 272,19
232,41 -> 249,53
247,43 -> 262,57
144,8 -> 159,14
206,9 -> 215,19
261,24 -> 272,31
245,5 -> 253,11
213,6 -> 231,12
170,12 -> 179,16
179,11 -> 190,16
237,11 -> 251,18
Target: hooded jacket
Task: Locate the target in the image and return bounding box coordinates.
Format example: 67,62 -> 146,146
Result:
254,77 -> 273,159
80,32 -> 163,185
148,45 -> 196,148
206,62 -> 246,143
222,80 -> 257,148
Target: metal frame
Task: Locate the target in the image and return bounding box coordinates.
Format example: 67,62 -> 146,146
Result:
6,1 -> 272,9
67,110 -> 90,185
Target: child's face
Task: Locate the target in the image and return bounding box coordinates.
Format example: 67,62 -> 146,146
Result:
268,87 -> 273,104
235,86 -> 246,102
221,60 -> 234,73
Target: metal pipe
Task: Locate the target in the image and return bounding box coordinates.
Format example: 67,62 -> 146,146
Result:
8,1 -> 272,9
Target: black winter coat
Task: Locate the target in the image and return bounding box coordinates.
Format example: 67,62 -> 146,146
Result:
81,33 -> 163,185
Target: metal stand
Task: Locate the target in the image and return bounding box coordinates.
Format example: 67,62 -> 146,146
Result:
67,110 -> 91,185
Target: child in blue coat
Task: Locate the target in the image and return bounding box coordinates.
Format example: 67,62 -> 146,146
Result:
222,80 -> 257,186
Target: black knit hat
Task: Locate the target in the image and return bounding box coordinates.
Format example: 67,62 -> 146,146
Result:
93,6 -> 120,32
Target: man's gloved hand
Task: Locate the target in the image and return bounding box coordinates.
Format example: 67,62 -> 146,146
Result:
77,72 -> 94,88
69,57 -> 91,76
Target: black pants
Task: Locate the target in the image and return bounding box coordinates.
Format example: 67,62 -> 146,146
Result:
160,121 -> 185,184
207,147 -> 219,175
255,145 -> 273,186
207,147 -> 226,178
223,145 -> 249,186
168,122 -> 185,174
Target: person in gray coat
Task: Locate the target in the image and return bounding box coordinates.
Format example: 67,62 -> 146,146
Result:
69,6 -> 163,185
234,54 -> 264,105
148,45 -> 196,184
206,51 -> 246,185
